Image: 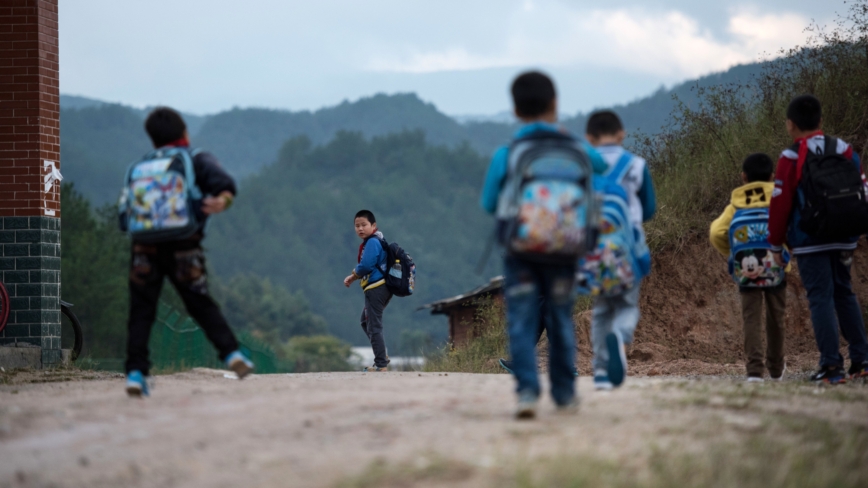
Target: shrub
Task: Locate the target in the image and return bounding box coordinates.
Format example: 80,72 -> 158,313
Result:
635,1 -> 868,251
283,335 -> 354,372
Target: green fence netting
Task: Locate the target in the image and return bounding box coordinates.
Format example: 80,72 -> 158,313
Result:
92,301 -> 293,374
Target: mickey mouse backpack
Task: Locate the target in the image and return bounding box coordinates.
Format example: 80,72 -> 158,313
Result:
728,208 -> 788,287
118,147 -> 204,243
495,131 -> 596,264
577,151 -> 650,296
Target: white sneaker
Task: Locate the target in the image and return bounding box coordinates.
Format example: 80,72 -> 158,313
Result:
747,376 -> 764,383
770,364 -> 786,382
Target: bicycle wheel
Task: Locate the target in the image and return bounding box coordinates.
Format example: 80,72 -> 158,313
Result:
0,281 -> 9,333
60,300 -> 83,361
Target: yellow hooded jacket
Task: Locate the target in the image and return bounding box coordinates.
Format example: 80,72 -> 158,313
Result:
710,181 -> 781,258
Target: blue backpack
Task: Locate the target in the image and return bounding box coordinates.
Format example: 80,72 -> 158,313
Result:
118,147 -> 203,243
577,152 -> 651,297
495,131 -> 596,264
728,208 -> 788,287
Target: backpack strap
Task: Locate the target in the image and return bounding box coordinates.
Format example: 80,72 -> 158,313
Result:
606,150 -> 634,184
823,135 -> 838,157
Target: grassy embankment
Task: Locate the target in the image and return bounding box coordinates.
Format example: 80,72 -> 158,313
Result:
426,2 -> 868,374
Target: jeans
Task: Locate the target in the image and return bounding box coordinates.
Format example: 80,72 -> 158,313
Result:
503,256 -> 577,405
740,284 -> 787,377
360,285 -> 393,368
126,241 -> 240,375
591,284 -> 641,374
796,250 -> 868,368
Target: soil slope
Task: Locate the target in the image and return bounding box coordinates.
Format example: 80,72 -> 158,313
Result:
569,241 -> 868,376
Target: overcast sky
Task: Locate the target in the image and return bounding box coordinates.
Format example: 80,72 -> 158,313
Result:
59,0 -> 849,116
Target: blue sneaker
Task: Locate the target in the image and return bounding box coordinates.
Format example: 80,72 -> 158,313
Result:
500,358 -> 578,377
225,350 -> 255,379
594,370 -> 613,391
605,332 -> 627,387
126,370 -> 149,397
810,366 -> 847,385
498,358 -> 514,374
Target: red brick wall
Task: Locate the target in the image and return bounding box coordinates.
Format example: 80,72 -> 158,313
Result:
0,0 -> 60,218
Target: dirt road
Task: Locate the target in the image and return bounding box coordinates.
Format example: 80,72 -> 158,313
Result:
1,369 -> 867,488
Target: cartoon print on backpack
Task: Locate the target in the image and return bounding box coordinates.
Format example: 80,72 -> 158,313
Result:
734,249 -> 765,283
728,211 -> 786,288
515,181 -> 586,254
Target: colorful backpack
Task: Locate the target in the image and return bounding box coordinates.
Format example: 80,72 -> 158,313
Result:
118,147 -> 203,243
577,151 -> 651,297
376,237 -> 416,297
495,131 -> 596,264
728,207 -> 787,287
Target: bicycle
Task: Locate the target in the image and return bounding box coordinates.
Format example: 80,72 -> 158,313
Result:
0,281 -> 83,361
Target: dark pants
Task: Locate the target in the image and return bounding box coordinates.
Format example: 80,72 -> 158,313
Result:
740,283 -> 786,377
360,285 -> 392,368
126,241 -> 239,375
504,256 -> 577,405
796,250 -> 868,368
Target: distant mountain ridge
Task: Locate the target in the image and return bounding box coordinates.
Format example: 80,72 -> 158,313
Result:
60,60 -> 767,204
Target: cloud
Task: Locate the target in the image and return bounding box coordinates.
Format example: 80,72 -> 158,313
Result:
365,3 -> 811,80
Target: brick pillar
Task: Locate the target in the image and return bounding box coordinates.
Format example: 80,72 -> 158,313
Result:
0,0 -> 62,366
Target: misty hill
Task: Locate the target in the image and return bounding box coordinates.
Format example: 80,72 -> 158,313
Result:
59,60 -> 767,205
57,59 -> 771,348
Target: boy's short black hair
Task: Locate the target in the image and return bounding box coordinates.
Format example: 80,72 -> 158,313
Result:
145,107 -> 187,148
586,110 -> 624,138
786,95 -> 822,131
511,71 -> 556,118
742,153 -> 774,182
355,209 -> 376,224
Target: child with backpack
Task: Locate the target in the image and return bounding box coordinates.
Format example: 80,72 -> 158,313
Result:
119,107 -> 254,397
344,210 -> 415,372
580,110 -> 655,391
710,153 -> 788,382
481,71 -> 607,418
768,94 -> 868,384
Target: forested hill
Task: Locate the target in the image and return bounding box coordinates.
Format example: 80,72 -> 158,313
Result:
60,60 -> 765,204
205,132 -> 494,348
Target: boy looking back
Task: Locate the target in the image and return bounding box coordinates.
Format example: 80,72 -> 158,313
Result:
768,94 -> 868,383
584,110 -> 656,390
481,71 -> 606,418
122,107 -> 254,397
710,153 -> 787,382
344,210 -> 392,372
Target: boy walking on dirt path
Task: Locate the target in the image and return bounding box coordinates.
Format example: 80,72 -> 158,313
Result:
120,107 -> 254,397
710,153 -> 788,382
768,94 -> 868,384
481,72 -> 606,419
584,111 -> 656,391
344,210 -> 392,372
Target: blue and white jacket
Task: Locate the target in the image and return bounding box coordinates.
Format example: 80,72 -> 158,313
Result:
354,231 -> 387,291
594,144 -> 656,226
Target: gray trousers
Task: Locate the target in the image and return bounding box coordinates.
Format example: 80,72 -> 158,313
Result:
591,284 -> 641,373
361,285 -> 393,367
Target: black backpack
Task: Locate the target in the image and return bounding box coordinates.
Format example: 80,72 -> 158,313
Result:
797,135 -> 868,239
375,237 -> 416,297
